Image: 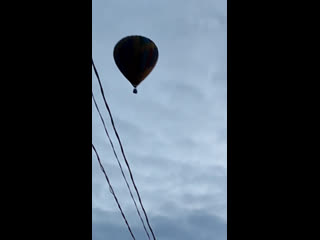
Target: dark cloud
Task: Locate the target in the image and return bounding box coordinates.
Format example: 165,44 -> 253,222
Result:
93,207 -> 226,240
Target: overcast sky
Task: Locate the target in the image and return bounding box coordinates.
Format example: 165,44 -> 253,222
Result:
92,0 -> 227,239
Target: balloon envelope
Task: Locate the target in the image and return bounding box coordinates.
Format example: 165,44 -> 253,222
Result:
113,36 -> 158,88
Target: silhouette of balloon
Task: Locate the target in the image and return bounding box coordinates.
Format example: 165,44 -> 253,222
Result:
113,35 -> 159,94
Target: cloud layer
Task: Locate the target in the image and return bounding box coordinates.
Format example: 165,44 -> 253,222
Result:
93,0 -> 227,239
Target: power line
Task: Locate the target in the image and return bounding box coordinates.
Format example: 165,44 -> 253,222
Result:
92,91 -> 151,240
92,144 -> 136,240
92,58 -> 157,240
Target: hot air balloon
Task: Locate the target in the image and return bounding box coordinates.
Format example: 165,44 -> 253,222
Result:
113,35 -> 159,94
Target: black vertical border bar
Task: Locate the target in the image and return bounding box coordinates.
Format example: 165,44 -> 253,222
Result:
58,0 -> 93,238
227,0 -> 274,238
3,0 -> 92,239
41,0 -> 93,238
73,0 -> 92,238
228,0 -> 253,238
46,0 -> 93,238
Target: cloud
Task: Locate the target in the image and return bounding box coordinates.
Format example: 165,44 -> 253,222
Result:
93,0 -> 227,239
93,206 -> 226,240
